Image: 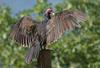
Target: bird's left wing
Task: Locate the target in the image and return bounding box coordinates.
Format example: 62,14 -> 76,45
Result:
10,16 -> 38,47
46,10 -> 87,45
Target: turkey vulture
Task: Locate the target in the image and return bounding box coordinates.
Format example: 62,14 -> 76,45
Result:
10,8 -> 86,64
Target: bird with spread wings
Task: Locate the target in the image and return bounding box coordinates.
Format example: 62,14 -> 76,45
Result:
10,8 -> 86,64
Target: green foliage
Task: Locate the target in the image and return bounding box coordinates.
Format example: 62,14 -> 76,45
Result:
0,0 -> 100,68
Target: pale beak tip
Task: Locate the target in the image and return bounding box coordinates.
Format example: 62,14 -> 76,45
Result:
52,12 -> 55,16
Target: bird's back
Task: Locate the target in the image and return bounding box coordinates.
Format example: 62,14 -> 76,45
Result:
37,21 -> 47,46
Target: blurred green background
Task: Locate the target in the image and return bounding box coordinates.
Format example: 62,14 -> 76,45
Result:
0,0 -> 100,68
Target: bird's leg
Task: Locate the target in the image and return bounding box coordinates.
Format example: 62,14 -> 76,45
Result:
41,45 -> 45,50
43,44 -> 47,50
40,44 -> 42,51
40,45 -> 45,50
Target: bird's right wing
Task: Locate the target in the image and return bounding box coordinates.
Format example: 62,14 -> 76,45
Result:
10,16 -> 39,47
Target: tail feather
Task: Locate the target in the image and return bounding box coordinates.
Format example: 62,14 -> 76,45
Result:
25,40 -> 40,64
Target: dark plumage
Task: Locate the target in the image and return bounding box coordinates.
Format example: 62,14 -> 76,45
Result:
10,8 -> 86,64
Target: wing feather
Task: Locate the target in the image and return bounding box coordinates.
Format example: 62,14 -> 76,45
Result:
10,16 -> 38,47
46,10 -> 87,45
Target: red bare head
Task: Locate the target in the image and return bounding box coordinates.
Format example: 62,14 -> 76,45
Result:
45,7 -> 54,19
45,7 -> 53,14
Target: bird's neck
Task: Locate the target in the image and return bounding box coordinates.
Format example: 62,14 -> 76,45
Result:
43,15 -> 50,23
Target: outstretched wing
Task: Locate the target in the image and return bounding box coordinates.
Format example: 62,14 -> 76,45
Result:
46,10 -> 87,45
10,16 -> 38,47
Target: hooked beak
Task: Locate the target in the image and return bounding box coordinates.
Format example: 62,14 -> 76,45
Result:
51,12 -> 55,16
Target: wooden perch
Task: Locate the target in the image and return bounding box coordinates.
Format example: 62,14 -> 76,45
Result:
37,49 -> 51,68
